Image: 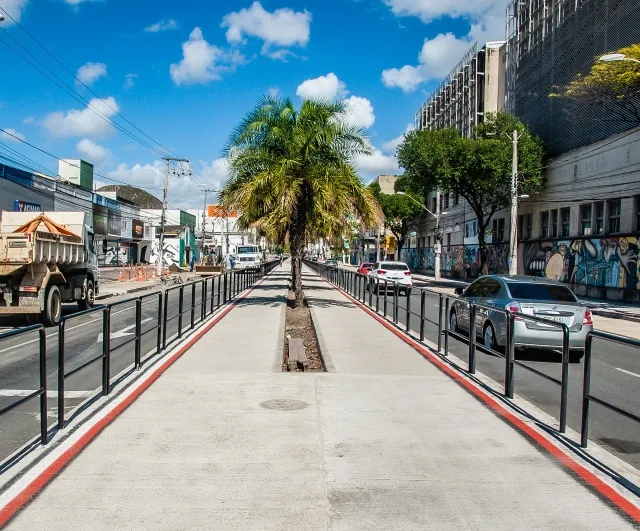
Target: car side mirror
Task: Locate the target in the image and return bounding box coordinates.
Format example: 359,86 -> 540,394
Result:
454,287 -> 464,296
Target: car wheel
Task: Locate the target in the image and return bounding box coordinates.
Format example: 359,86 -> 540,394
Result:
483,323 -> 503,354
449,309 -> 460,332
569,349 -> 584,363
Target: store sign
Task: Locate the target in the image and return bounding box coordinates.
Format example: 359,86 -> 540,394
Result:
132,219 -> 144,240
14,200 -> 41,213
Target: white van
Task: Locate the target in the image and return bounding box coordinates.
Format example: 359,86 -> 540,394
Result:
235,245 -> 262,271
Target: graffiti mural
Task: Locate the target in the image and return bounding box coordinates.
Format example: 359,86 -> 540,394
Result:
520,237 -> 640,289
401,244 -> 508,279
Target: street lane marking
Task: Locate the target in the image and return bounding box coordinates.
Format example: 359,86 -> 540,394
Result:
96,317 -> 153,342
616,367 -> 640,379
0,389 -> 93,398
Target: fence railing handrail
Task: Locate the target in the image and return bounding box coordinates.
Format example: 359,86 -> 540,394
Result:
305,260 -> 637,451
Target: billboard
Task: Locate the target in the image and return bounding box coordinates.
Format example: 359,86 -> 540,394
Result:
14,200 -> 42,213
93,204 -> 108,235
107,210 -> 121,236
208,205 -> 237,218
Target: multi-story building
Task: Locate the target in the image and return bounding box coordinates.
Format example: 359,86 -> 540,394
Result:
406,42 -> 510,278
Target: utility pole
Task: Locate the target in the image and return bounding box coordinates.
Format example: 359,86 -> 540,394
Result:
434,190 -> 442,281
157,157 -> 189,277
200,187 -> 217,264
509,129 -> 521,276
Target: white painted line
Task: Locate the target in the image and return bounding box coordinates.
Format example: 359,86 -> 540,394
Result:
616,367 -> 640,379
96,317 -> 153,342
0,389 -> 94,398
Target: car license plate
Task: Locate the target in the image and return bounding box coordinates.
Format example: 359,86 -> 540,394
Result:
538,315 -> 567,325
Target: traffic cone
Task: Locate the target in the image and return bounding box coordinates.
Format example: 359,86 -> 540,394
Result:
118,267 -> 124,282
137,267 -> 144,281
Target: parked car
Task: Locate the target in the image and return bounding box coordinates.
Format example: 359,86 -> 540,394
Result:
325,259 -> 338,268
367,261 -> 412,295
449,275 -> 592,362
357,262 -> 374,275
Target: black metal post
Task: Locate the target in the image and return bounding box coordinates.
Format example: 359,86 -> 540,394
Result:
419,290 -> 426,342
443,297 -> 450,357
405,288 -> 411,333
505,314 -> 515,399
368,277 -> 372,307
393,282 -> 399,324
102,307 -> 111,395
559,324 -> 569,433
202,280 -> 207,320
437,293 -> 443,353
375,279 -> 380,313
135,298 -> 142,370
156,292 -> 162,355
580,334 -> 593,448
57,319 -> 65,429
39,326 -> 47,444
383,280 -> 388,317
468,304 -> 476,374
190,283 -> 196,329
178,286 -> 184,338
162,290 -> 169,349
223,273 -> 228,304
217,274 -> 222,308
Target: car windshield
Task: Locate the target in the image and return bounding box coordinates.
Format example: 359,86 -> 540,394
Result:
506,282 -> 577,303
237,246 -> 258,254
380,263 -> 408,271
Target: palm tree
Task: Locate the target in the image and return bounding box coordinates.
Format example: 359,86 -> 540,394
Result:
221,96 -> 380,306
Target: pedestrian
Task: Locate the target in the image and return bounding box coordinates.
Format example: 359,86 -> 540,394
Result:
189,254 -> 195,272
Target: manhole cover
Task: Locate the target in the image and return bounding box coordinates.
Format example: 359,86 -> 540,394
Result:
260,399 -> 309,411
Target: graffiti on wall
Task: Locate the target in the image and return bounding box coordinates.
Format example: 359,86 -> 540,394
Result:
401,244 -> 508,279
520,237 -> 639,289
150,238 -> 181,268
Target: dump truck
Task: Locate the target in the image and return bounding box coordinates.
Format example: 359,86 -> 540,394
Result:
0,211 -> 99,326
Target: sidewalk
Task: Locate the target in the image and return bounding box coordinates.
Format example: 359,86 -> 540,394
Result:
2,264 -> 637,529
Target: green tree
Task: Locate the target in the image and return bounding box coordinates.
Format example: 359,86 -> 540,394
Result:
369,181 -> 423,258
397,112 -> 544,275
221,96 -> 380,305
551,44 -> 640,125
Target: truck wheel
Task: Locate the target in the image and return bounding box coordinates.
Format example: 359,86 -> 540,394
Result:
78,280 -> 95,311
44,285 -> 62,327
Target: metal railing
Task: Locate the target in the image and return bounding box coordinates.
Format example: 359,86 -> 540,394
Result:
305,261 -> 636,442
2,260 -> 279,460
0,325 -> 48,445
581,331 -> 640,448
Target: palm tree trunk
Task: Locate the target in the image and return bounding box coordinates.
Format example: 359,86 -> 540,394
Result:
290,199 -> 307,308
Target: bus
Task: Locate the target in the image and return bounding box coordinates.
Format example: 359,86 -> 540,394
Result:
234,244 -> 262,271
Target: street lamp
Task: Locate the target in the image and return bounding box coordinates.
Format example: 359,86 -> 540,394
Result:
397,191 -> 448,281
599,53 -> 640,65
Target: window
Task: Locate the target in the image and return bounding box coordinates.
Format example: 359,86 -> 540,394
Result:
525,214 -> 533,240
454,191 -> 460,205
607,199 -> 621,233
540,211 -> 549,239
431,197 -> 437,213
465,223 -> 470,238
472,221 -> 477,236
466,278 -> 501,298
518,215 -> 524,241
550,209 -> 558,238
427,236 -> 431,248
505,282 -> 577,302
594,202 -> 604,234
580,204 -> 592,236
635,196 -> 640,232
560,208 -> 570,237
492,218 -> 505,242
444,193 -> 450,209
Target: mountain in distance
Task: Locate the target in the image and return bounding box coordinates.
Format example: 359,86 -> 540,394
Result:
97,185 -> 163,209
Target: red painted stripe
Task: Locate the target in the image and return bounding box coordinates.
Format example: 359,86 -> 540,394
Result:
0,274 -> 271,527
326,277 -> 640,524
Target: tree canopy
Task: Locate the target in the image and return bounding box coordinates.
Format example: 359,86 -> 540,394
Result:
221,95 -> 380,304
397,112 -> 544,273
550,44 -> 640,125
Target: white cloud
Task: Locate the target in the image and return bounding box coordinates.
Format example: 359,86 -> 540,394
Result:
355,148 -> 400,180
76,62 -> 107,86
62,0 -> 101,6
296,73 -> 347,101
76,138 -> 110,165
381,1 -> 506,92
266,86 -> 280,99
221,1 -> 311,60
42,97 -> 119,139
0,128 -> 26,142
199,158 -> 230,188
170,27 -> 236,86
382,123 -> 414,153
107,161 -> 165,189
124,73 -> 137,90
1,0 -> 29,24
342,96 -> 375,129
22,116 -> 36,125
144,19 -> 178,33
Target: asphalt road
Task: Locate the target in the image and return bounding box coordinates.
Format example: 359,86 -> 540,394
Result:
0,278 -> 222,467
349,275 -> 640,470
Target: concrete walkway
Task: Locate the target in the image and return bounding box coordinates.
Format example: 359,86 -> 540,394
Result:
2,264 -> 637,529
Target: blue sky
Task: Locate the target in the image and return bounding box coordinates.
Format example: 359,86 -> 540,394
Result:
0,0 -> 507,208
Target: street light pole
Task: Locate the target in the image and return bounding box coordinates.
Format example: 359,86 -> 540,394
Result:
509,129 -> 521,276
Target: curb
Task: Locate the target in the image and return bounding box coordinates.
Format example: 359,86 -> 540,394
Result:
315,272 -> 640,525
590,309 -> 640,323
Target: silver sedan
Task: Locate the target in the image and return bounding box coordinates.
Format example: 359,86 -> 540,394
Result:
449,275 -> 593,362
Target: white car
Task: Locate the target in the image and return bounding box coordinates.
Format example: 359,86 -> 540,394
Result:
367,261 -> 412,295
